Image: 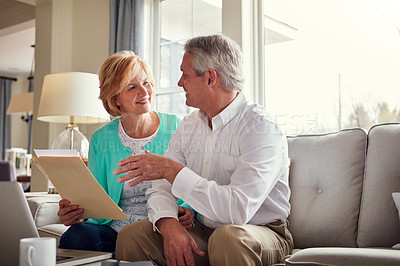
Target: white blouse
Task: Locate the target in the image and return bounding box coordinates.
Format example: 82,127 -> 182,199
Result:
109,120 -> 159,232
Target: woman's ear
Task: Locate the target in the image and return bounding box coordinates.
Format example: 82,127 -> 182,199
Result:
114,95 -> 120,107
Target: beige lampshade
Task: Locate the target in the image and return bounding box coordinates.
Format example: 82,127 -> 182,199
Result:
7,92 -> 34,114
37,72 -> 109,124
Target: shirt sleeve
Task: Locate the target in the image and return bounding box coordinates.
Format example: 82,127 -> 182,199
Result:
146,122 -> 187,230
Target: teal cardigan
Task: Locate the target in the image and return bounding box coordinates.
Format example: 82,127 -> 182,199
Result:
86,112 -> 189,225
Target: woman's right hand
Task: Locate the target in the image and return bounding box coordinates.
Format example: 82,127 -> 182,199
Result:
57,199 -> 85,226
178,207 -> 195,231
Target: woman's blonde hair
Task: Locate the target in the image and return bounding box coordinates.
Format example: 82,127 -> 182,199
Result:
98,51 -> 155,117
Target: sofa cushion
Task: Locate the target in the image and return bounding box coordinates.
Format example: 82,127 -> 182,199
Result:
357,123 -> 400,247
285,247 -> 400,266
287,128 -> 366,248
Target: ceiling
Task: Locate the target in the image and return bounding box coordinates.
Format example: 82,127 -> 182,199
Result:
0,0 -> 35,76
0,0 -> 296,76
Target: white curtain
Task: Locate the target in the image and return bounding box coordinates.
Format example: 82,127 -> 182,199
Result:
109,0 -> 144,57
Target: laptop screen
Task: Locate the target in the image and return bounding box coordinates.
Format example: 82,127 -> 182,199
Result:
0,181 -> 39,265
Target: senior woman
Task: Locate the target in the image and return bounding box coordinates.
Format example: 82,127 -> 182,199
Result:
57,51 -> 194,252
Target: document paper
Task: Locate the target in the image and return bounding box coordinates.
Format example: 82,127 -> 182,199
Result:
33,149 -> 127,220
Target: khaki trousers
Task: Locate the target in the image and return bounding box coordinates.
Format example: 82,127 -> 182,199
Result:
116,219 -> 293,266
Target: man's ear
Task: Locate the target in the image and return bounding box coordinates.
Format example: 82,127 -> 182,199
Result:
207,69 -> 218,87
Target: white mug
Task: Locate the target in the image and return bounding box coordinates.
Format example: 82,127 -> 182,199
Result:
19,237 -> 56,266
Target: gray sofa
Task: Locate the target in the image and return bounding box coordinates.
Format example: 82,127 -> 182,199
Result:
27,123 -> 400,265
285,123 -> 400,265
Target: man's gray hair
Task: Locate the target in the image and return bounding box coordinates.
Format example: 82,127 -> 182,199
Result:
184,34 -> 244,92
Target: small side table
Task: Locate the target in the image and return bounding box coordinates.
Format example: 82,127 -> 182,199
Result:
17,175 -> 31,183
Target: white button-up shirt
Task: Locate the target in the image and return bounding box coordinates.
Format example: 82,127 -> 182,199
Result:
146,93 -> 291,229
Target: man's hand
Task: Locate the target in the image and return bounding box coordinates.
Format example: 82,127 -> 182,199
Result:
57,199 -> 84,226
178,207 -> 195,231
113,151 -> 184,187
157,218 -> 205,266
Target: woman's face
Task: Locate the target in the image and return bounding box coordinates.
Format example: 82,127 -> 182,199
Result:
115,69 -> 153,116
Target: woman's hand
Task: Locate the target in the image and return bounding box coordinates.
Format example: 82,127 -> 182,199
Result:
57,199 -> 85,226
178,207 -> 195,231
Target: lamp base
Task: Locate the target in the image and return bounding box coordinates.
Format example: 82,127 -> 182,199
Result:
49,124 -> 89,194
51,124 -> 89,158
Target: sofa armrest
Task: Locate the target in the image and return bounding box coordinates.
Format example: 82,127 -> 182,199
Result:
26,195 -> 62,228
38,224 -> 69,246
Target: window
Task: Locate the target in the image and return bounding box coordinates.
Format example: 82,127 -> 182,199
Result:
154,0 -> 222,117
265,0 -> 400,135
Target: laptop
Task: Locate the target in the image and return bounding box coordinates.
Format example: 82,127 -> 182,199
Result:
0,181 -> 112,266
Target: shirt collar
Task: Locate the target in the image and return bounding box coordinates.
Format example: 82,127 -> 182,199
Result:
209,92 -> 246,131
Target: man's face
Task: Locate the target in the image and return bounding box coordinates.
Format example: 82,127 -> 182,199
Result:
177,53 -> 208,109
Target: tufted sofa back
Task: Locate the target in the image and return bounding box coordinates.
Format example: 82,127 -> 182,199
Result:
287,123 -> 400,249
287,128 -> 367,248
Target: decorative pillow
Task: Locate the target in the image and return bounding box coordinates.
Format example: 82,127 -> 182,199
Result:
392,193 -> 400,249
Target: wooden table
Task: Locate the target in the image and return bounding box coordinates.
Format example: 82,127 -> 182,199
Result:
17,175 -> 31,183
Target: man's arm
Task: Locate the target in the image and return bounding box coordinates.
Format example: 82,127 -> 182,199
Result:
147,122 -> 205,264
114,151 -> 183,186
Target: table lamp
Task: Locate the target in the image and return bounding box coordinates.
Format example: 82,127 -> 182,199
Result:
37,72 -> 109,159
7,92 -> 34,116
7,92 -> 34,157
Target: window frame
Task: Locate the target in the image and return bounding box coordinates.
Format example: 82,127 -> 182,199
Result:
151,0 -> 265,112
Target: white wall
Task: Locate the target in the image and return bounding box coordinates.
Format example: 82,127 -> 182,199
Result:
31,0 -> 109,191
